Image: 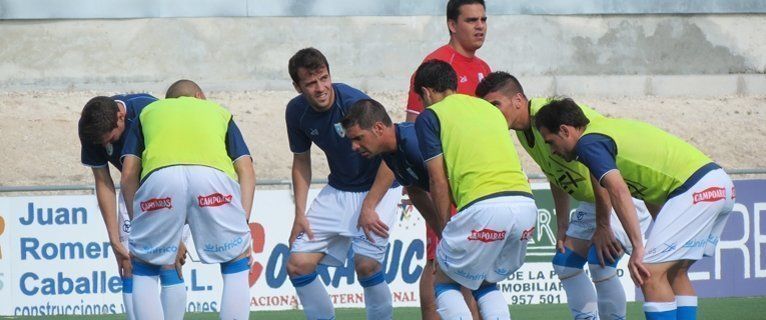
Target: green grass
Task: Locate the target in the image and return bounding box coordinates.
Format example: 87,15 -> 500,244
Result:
3,297 -> 765,319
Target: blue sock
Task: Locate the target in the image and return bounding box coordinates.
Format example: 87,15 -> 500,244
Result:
676,296 -> 697,320
644,301 -> 677,320
360,271 -> 392,320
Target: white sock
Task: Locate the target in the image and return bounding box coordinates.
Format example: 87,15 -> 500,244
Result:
676,295 -> 698,320
160,268 -> 187,320
553,249 -> 598,319
291,272 -> 335,320
472,284 -> 511,320
220,257 -> 251,320
435,283 -> 472,319
360,271 -> 392,320
589,263 -> 626,320
132,261 -> 163,320
121,277 -> 136,320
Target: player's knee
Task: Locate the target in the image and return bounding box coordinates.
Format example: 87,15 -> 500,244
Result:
552,248 -> 587,280
354,256 -> 381,278
586,246 -> 620,283
286,255 -> 317,277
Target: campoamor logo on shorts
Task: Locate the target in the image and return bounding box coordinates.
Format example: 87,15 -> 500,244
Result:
140,197 -> 173,212
198,193 -> 233,207
467,229 -> 506,242
693,187 -> 726,204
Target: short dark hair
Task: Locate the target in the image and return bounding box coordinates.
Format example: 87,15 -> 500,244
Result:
447,0 -> 486,21
475,71 -> 525,98
341,99 -> 393,130
78,96 -> 119,144
534,98 -> 590,133
288,47 -> 330,83
166,79 -> 203,98
413,60 -> 458,97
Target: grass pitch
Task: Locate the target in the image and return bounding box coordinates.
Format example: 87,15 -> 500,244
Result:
2,297 -> 764,319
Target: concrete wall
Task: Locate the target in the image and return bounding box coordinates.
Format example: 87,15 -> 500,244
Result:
0,14 -> 764,96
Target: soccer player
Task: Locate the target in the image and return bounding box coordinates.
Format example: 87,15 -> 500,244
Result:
476,72 -> 652,320
405,0 -> 490,123
413,60 -> 538,320
78,93 -> 187,320
284,48 -> 403,320
406,2 -> 490,317
340,99 -> 442,255
535,99 -> 735,320
121,80 -> 255,320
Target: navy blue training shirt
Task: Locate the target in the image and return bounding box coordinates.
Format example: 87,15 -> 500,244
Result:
575,133 -> 619,183
285,83 -> 381,192
414,109 -> 443,162
80,93 -> 157,171
382,123 -> 430,191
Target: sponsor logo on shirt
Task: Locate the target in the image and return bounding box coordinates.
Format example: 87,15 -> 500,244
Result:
478,72 -> 485,81
693,187 -> 726,204
467,229 -> 506,242
309,128 -> 319,136
732,186 -> 736,200
140,197 -> 173,212
198,193 -> 233,207
459,75 -> 468,83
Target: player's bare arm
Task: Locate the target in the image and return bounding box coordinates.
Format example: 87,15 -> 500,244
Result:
406,186 -> 442,239
289,151 -> 313,246
92,166 -> 131,277
425,155 -> 451,237
120,155 -> 142,221
550,183 -> 571,254
358,161 -> 396,240
600,170 -> 650,286
234,156 -> 256,222
591,174 -> 623,266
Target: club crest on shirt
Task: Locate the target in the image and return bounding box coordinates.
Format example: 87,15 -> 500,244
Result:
105,143 -> 114,156
467,229 -> 506,242
334,123 -> 346,137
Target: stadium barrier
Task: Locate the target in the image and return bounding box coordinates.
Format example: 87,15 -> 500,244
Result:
0,180 -> 764,316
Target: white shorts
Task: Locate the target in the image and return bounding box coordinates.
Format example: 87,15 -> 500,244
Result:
566,198 -> 652,254
291,184 -> 403,267
644,168 -> 735,263
436,196 -> 538,290
130,166 -> 251,265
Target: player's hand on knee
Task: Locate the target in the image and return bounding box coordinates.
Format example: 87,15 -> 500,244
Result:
628,246 -> 650,286
174,242 -> 187,279
112,243 -> 131,278
592,225 -> 623,267
289,215 -> 314,247
358,206 -> 389,241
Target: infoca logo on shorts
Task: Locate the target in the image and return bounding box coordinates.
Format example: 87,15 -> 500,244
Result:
140,197 -> 173,212
693,187 -> 726,204
198,193 -> 233,207
467,229 -> 506,242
